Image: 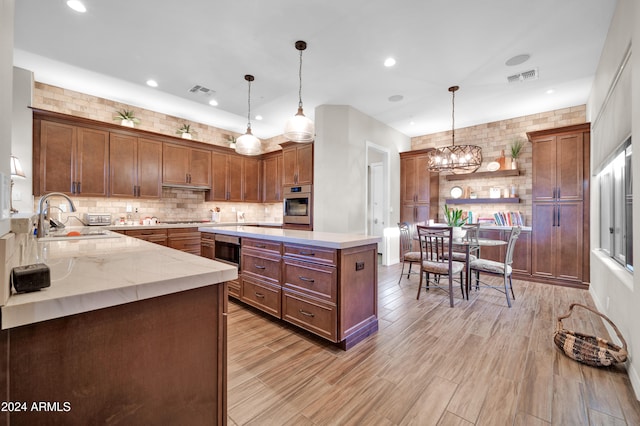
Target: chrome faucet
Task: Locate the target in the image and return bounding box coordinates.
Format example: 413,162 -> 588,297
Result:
37,192 -> 77,238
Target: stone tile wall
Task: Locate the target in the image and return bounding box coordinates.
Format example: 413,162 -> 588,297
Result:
410,105 -> 587,225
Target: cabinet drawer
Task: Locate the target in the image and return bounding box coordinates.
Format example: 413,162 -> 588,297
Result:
241,277 -> 281,318
125,229 -> 167,246
284,244 -> 337,266
169,237 -> 201,255
283,259 -> 337,302
168,227 -> 201,238
282,290 -> 336,342
242,250 -> 281,284
227,278 -> 240,299
243,238 -> 282,254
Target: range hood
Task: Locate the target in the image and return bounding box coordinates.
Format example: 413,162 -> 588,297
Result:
161,183 -> 211,191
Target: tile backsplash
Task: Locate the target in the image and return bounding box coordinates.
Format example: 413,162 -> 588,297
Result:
34,188 -> 283,226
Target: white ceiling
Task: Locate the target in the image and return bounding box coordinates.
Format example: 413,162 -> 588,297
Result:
13,0 -> 617,139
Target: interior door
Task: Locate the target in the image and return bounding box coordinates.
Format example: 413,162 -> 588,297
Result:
369,163 -> 384,253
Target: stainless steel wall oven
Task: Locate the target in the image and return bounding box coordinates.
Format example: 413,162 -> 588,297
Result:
283,185 -> 312,225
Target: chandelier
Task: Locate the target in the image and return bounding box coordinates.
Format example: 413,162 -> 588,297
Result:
235,74 -> 261,156
427,86 -> 482,173
283,40 -> 314,143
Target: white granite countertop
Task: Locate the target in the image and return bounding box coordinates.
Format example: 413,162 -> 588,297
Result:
1,228 -> 237,330
199,225 -> 381,249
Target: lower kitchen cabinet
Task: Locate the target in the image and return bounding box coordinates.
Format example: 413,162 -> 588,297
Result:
119,228 -> 168,246
227,235 -> 378,349
167,227 -> 201,255
478,228 -> 531,277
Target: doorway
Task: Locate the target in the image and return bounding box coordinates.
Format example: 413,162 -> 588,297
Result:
365,141 -> 390,258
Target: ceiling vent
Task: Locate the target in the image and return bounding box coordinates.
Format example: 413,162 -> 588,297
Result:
188,85 -> 215,95
507,68 -> 539,84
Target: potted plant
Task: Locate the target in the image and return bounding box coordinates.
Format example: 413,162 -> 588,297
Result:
177,124 -> 195,139
510,138 -> 525,170
444,204 -> 466,238
114,110 -> 140,127
227,136 -> 237,149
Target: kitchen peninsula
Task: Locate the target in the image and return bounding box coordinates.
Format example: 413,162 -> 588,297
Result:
0,231 -> 236,425
200,226 -> 380,349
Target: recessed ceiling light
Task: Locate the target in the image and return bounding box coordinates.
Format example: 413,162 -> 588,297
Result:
66,0 -> 86,13
208,99 -> 218,107
410,121 -> 415,126
384,57 -> 396,67
255,115 -> 263,121
388,94 -> 403,102
505,54 -> 530,66
546,89 -> 555,94
146,79 -> 158,88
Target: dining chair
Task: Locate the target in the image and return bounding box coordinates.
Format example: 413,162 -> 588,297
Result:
397,222 -> 421,284
469,226 -> 522,307
416,225 -> 465,307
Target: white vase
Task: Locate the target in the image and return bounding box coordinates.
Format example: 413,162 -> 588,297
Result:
181,132 -> 192,140
511,159 -> 518,170
452,227 -> 466,239
121,119 -> 134,128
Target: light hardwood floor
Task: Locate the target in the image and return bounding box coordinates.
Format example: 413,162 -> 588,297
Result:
227,263 -> 640,425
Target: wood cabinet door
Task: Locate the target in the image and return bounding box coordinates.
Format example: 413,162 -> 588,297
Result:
478,229 -> 505,263
76,127 -> 109,197
137,138 -> 162,198
415,155 -> 432,203
262,154 -> 282,202
414,204 -> 430,224
531,136 -> 557,202
282,146 -> 298,185
39,120 -> 76,195
510,230 -> 531,275
401,157 -> 417,203
227,155 -> 244,201
162,144 -> 190,185
243,157 -> 261,202
109,134 -> 138,198
555,202 -> 583,281
295,144 -> 313,185
531,203 -> 557,279
400,203 -> 415,223
189,148 -> 211,187
556,133 -> 584,201
209,152 -> 229,201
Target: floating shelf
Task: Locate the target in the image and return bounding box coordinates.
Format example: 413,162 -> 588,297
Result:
445,197 -> 521,205
445,169 -> 521,181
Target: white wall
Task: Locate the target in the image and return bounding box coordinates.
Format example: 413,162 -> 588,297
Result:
586,0 -> 640,398
0,0 -> 15,236
313,104 -> 410,234
11,67 -> 33,213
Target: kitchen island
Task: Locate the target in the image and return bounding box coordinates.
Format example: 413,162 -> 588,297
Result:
199,226 -> 381,350
0,230 -> 236,425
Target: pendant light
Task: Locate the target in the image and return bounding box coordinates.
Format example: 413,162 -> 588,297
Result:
283,40 -> 315,143
427,86 -> 482,174
235,74 -> 261,156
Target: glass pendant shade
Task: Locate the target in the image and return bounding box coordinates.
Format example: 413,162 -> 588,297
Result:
284,40 -> 314,143
235,74 -> 261,156
427,85 -> 482,174
283,106 -> 314,143
235,127 -> 261,156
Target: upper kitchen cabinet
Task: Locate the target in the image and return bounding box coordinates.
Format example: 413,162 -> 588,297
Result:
207,152 -> 260,202
281,142 -> 313,185
162,143 -> 211,189
262,151 -> 283,203
110,134 -> 162,198
529,124 -> 588,203
399,149 -> 439,223
34,118 -> 109,197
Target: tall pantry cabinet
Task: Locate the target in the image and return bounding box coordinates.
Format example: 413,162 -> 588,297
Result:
528,123 -> 590,288
399,149 -> 439,224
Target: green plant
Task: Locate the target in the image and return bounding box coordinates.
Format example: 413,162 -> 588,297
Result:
176,124 -> 192,134
113,109 -> 140,123
444,204 -> 465,227
510,138 -> 525,159
228,136 -> 237,145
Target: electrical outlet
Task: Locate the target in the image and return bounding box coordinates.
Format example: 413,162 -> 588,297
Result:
126,204 -> 132,213
58,203 -> 67,212
231,207 -> 236,212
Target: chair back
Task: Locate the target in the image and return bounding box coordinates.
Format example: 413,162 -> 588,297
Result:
398,222 -> 413,256
462,222 -> 481,256
416,225 -> 454,264
504,226 -> 522,266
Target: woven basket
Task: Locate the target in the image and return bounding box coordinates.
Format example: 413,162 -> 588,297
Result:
553,303 -> 628,367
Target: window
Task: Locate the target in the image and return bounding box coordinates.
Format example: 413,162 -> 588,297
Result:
599,137 -> 632,272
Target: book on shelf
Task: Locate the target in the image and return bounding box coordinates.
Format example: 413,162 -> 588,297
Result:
492,211 -> 524,226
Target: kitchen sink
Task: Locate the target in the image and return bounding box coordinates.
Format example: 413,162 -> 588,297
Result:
40,229 -> 122,242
